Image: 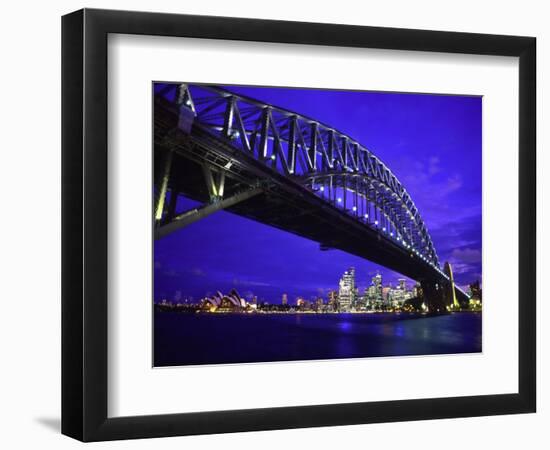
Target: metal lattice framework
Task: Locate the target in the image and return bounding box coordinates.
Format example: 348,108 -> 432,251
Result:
157,83 -> 444,271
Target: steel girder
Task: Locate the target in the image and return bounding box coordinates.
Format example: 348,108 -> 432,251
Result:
155,83 -> 443,272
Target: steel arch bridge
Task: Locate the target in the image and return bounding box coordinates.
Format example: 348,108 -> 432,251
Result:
153,83 -> 469,309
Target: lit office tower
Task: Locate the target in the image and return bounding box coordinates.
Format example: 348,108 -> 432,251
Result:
338,268 -> 356,311
328,290 -> 339,311
372,273 -> 383,302
398,278 -> 406,291
382,286 -> 391,304
282,293 -> 288,305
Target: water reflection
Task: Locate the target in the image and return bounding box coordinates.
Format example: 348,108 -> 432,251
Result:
154,312 -> 482,367
337,321 -> 352,332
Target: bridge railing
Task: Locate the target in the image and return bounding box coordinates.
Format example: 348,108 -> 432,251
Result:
155,83 -> 444,272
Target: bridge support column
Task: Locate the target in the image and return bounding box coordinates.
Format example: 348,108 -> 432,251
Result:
443,261 -> 461,309
154,149 -> 173,225
202,165 -> 226,202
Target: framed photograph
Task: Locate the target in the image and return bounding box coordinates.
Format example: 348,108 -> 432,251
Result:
62,8 -> 536,441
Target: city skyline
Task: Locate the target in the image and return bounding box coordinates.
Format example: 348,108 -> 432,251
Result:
156,263 -> 414,304
155,263 -> 479,307
154,85 -> 481,304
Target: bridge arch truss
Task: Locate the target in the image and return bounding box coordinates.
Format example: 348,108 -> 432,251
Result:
156,83 -> 443,270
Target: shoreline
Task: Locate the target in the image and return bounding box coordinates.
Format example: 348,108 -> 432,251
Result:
154,307 -> 482,316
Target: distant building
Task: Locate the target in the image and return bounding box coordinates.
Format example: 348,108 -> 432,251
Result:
327,290 -> 339,311
371,273 -> 383,303
388,278 -> 409,305
398,278 -> 406,291
469,280 -> 482,309
338,268 -> 356,311
200,289 -> 249,312
282,293 -> 288,305
413,282 -> 423,299
469,280 -> 482,301
382,286 -> 391,304
367,284 -> 377,300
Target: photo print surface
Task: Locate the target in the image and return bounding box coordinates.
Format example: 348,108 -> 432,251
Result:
153,83 -> 482,367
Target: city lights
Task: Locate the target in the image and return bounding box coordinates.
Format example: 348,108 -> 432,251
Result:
156,260 -> 479,318
153,82 -> 482,368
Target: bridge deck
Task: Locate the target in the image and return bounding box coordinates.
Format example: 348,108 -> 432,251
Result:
155,98 -> 451,288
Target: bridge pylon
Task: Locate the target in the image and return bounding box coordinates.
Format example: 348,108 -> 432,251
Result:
443,261 -> 461,309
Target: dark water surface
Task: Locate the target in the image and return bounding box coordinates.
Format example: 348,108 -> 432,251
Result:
154,311 -> 482,367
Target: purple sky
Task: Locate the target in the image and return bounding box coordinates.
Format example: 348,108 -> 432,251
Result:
154,85 -> 482,303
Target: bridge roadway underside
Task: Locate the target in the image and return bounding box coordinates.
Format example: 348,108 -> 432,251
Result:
155,104 -> 466,309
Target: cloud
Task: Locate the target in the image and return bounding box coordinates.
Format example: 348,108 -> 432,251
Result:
162,268 -> 179,278
428,156 -> 441,175
451,247 -> 481,264
448,262 -> 471,275
444,174 -> 463,193
232,278 -> 272,288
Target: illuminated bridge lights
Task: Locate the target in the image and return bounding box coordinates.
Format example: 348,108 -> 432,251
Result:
160,82 -> 442,271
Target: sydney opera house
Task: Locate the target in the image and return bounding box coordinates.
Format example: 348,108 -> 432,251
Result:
200,289 -> 253,312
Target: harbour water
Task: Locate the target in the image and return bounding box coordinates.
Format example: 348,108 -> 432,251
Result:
154,311 -> 482,367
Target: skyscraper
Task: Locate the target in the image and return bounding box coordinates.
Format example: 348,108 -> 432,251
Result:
469,280 -> 482,304
338,267 -> 356,311
382,286 -> 391,304
398,278 -> 406,291
327,290 -> 338,311
372,273 -> 383,303
282,293 -> 288,305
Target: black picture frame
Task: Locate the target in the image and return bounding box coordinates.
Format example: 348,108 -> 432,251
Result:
62,8 -> 536,442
